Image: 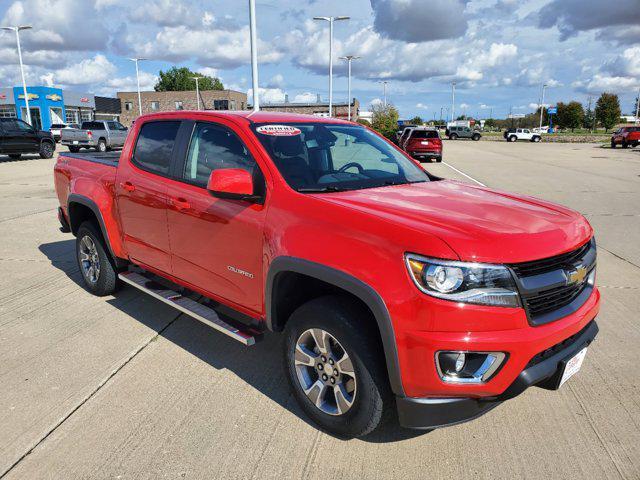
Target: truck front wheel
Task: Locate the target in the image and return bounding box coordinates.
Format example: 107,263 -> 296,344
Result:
283,296 -> 392,438
76,221 -> 118,296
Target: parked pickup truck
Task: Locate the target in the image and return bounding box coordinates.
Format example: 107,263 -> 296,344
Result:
61,120 -> 128,153
0,117 -> 55,159
610,126 -> 640,148
54,111 -> 600,438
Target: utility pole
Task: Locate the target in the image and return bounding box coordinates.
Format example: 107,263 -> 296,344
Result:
451,82 -> 456,122
538,83 -> 548,131
314,15 -> 350,117
2,25 -> 32,125
191,77 -> 201,110
249,0 -> 260,111
339,55 -> 360,121
129,58 -> 147,116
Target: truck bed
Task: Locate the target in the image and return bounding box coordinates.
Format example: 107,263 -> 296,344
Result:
61,151 -> 120,167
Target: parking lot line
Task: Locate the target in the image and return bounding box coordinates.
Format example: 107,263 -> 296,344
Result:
442,161 -> 486,186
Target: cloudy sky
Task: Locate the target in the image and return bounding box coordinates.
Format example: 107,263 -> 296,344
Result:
0,0 -> 639,119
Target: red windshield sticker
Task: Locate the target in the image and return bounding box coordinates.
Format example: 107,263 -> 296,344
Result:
256,125 -> 301,136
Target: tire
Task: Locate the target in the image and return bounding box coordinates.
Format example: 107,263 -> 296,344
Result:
68,146 -> 80,153
96,139 -> 107,152
532,136 -> 541,142
449,133 -> 458,140
436,157 -> 442,162
622,141 -> 628,149
472,134 -> 481,141
283,296 -> 392,439
508,135 -> 517,142
610,140 -> 616,149
39,141 -> 55,159
8,153 -> 21,159
76,221 -> 118,296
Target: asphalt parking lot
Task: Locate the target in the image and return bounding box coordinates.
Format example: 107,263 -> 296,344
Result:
1,141 -> 639,479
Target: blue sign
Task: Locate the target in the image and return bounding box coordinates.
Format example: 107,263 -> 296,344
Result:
547,106 -> 557,114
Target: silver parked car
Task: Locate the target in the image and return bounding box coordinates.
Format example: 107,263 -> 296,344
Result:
61,120 -> 128,152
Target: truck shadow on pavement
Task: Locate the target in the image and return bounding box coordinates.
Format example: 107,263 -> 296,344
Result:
0,154 -> 45,163
39,239 -> 429,444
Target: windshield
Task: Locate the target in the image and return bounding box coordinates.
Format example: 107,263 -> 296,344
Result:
252,123 -> 429,192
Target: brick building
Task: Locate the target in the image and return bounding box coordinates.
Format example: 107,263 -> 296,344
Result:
257,95 -> 360,120
117,89 -> 247,126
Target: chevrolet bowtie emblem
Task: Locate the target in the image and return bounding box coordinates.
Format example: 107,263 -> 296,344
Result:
566,265 -> 587,285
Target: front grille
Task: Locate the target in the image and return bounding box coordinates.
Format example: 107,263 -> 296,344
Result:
510,240 -> 591,277
524,281 -> 589,317
509,239 -> 595,324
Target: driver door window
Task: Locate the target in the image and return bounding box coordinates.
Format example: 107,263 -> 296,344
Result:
182,122 -> 256,187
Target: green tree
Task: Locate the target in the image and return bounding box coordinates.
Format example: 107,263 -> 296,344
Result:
595,92 -> 621,131
563,101 -> 584,131
408,115 -> 423,125
154,67 -> 224,92
633,95 -> 639,119
371,103 -> 399,140
356,118 -> 371,126
484,118 -> 496,129
583,105 -> 595,130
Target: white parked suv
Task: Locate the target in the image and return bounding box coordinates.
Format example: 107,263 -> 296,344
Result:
504,128 -> 541,142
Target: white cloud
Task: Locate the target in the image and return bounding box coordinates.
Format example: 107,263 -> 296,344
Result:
268,74 -> 285,88
248,88 -> 286,104
53,54 -> 117,86
293,92 -> 317,103
197,67 -> 220,79
415,102 -> 428,109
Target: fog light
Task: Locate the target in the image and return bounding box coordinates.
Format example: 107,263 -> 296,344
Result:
436,351 -> 506,384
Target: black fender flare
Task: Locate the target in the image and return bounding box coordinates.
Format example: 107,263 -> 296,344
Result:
266,256 -> 405,396
67,193 -> 119,261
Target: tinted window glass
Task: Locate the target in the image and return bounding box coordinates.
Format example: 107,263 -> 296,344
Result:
50,124 -> 67,129
1,119 -> 21,131
107,121 -> 117,130
183,122 -> 255,186
410,130 -> 439,139
133,121 -> 181,175
81,122 -> 104,130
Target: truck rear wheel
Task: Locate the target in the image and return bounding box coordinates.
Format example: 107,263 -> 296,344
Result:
39,141 -> 54,159
472,133 -> 481,141
449,133 -> 458,140
283,296 -> 392,438
97,139 -> 107,152
509,135 -> 517,142
76,221 -> 118,296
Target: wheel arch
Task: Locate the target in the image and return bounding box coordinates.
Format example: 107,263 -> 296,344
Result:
67,194 -> 126,267
266,256 -> 405,396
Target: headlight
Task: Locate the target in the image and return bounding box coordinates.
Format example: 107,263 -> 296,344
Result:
405,254 -> 521,307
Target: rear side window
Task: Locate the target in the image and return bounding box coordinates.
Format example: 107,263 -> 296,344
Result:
133,121 -> 181,175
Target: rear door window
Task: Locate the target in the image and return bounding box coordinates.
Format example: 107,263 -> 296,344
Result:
132,121 -> 181,176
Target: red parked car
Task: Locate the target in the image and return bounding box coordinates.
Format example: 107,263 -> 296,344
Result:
54,111 -> 599,438
611,126 -> 640,148
402,127 -> 442,162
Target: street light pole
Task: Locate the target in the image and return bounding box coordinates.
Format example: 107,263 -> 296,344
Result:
539,83 -> 548,131
129,58 -> 147,116
2,25 -> 32,125
635,86 -> 640,125
451,82 -> 456,122
191,77 -> 201,110
314,15 -> 349,117
339,55 -> 360,121
249,0 -> 260,112
379,81 -> 389,107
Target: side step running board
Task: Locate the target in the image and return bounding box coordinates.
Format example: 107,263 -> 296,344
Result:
118,271 -> 257,346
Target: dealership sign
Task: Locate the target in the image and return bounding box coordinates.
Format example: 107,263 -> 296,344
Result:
80,97 -> 90,103
0,93 -> 5,100
46,94 -> 62,101
18,93 -> 39,100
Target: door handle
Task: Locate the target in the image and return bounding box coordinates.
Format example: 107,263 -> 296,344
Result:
172,198 -> 191,210
121,182 -> 135,192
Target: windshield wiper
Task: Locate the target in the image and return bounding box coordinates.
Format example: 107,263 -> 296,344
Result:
296,185 -> 348,193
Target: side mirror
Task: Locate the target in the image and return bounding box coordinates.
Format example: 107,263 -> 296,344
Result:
207,168 -> 257,201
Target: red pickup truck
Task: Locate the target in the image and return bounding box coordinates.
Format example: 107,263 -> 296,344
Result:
54,111 -> 599,438
611,126 -> 640,148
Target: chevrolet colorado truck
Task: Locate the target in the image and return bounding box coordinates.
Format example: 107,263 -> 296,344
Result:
54,111 -> 600,438
610,126 -> 640,148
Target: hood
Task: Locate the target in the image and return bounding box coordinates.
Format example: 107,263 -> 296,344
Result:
313,180 -> 592,263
